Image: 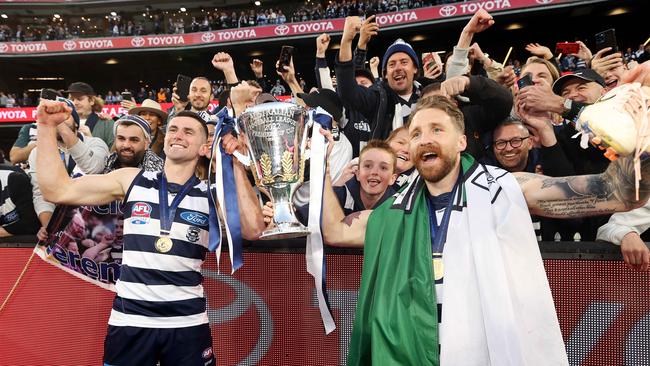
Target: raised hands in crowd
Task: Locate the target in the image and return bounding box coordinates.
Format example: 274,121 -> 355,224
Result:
5,7 -> 650,271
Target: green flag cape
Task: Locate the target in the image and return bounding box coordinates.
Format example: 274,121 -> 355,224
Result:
347,154 -> 475,366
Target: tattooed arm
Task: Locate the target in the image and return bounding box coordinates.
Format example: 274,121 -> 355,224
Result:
515,155 -> 650,218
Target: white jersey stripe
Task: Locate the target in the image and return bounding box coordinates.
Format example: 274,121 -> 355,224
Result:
115,282 -> 205,302
122,250 -> 203,272
108,309 -> 208,328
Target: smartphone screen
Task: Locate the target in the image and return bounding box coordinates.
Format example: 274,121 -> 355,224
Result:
517,73 -> 534,90
121,92 -> 132,100
176,74 -> 192,102
277,46 -> 294,73
422,52 -> 434,69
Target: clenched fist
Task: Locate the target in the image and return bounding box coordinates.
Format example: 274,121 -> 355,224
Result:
37,100 -> 71,127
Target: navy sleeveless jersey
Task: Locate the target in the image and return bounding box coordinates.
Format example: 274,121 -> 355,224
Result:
108,170 -> 211,328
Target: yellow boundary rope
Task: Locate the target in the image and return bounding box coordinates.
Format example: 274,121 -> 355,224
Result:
0,250 -> 36,314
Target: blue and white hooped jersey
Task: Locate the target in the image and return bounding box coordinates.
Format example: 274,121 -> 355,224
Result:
108,170 -> 211,329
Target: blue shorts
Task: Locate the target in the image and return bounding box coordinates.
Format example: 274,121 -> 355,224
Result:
103,324 -> 215,366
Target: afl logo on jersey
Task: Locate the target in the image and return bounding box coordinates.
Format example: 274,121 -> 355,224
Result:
131,202 -> 152,225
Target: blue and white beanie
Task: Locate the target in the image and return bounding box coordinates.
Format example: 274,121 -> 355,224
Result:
381,38 -> 420,75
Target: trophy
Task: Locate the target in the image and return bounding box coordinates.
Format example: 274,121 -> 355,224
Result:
238,102 -> 310,240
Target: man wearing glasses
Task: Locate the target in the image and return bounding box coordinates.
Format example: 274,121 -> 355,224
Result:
491,119 -> 535,173
489,117 -> 575,177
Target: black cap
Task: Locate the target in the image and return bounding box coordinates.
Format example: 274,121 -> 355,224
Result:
552,69 -> 606,95
297,88 -> 343,122
63,82 -> 96,96
354,68 -> 376,84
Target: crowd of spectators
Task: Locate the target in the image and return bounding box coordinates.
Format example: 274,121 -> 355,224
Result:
0,91 -> 33,108
1,9 -> 649,272
0,0 -> 449,42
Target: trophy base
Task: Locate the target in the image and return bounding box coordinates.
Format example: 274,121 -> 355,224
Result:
260,223 -> 310,240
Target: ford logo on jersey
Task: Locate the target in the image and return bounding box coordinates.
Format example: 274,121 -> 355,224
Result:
181,211 -> 208,226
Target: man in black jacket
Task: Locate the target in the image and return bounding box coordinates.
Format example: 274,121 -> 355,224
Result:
335,16 -> 511,161
335,16 -> 422,141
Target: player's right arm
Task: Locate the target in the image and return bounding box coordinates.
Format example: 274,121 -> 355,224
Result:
320,129 -> 368,247
36,100 -> 139,206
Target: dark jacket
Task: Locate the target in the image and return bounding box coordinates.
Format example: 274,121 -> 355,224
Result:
459,76 -> 514,159
336,55 -> 512,159
315,49 -> 373,157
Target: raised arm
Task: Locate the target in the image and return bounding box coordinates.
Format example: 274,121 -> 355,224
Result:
212,52 -> 239,85
320,130 -> 368,247
35,100 -> 137,206
515,155 -> 650,218
221,133 -> 266,241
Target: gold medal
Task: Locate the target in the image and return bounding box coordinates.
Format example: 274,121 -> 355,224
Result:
155,236 -> 173,253
432,256 -> 444,281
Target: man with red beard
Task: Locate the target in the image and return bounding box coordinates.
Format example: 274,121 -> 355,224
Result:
321,94 -> 650,366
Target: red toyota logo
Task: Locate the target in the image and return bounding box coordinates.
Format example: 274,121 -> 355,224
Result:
535,0 -> 553,3
274,25 -> 290,36
439,5 -> 457,17
131,37 -> 145,47
0,43 -> 7,53
63,40 -> 76,50
201,32 -> 216,43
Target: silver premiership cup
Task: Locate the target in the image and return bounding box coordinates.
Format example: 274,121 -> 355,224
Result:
238,102 -> 310,240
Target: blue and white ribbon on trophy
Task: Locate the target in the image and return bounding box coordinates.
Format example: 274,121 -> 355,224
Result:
306,106 -> 336,334
206,108 -> 244,273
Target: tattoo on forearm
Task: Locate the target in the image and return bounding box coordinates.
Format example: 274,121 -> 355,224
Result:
342,211 -> 363,227
603,155 -> 650,208
534,154 -> 650,217
515,173 -> 535,186
536,196 -> 613,217
540,175 -> 612,200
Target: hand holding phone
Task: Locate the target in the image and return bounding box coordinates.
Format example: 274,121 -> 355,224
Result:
40,88 -> 59,101
421,52 -> 443,70
594,29 -> 618,56
276,46 -> 294,73
517,73 -> 534,90
176,74 -> 192,102
555,42 -> 580,55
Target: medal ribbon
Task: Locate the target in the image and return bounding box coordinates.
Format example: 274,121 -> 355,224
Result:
307,107 -> 336,334
208,107 -> 243,273
426,171 -> 463,275
158,172 -> 199,237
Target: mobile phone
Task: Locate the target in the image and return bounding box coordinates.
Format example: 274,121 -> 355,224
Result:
121,91 -> 132,101
517,73 -> 534,90
594,28 -> 618,56
276,46 -> 294,73
421,52 -> 443,70
365,9 -> 376,22
40,88 -> 59,101
176,74 -> 192,102
555,42 -> 579,55
422,52 -> 435,69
